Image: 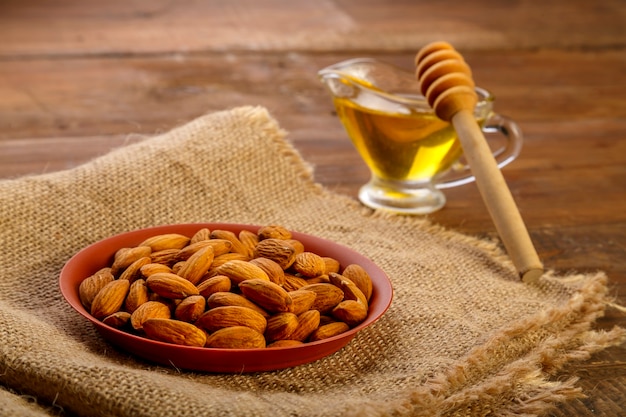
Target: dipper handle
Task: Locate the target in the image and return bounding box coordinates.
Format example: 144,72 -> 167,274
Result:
415,41 -> 543,283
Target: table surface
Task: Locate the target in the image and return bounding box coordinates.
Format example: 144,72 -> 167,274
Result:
1,1 -> 624,415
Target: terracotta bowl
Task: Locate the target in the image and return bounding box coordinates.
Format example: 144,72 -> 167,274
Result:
60,223 -> 393,373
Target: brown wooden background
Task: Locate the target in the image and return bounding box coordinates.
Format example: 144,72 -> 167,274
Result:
1,1 -> 624,415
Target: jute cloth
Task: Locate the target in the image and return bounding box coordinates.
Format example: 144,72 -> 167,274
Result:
0,106 -> 624,417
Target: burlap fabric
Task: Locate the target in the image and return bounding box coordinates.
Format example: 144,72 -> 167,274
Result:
0,106 -> 624,417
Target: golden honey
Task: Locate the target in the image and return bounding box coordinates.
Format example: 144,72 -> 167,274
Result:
333,94 -> 478,183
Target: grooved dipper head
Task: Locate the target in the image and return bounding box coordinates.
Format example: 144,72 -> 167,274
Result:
415,41 -> 477,121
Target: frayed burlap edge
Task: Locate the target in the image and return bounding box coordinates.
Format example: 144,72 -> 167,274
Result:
348,272 -> 626,417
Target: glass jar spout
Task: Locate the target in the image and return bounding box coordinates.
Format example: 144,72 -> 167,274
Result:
318,58 -> 426,107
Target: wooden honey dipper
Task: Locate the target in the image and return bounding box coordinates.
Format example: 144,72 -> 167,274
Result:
415,41 -> 544,283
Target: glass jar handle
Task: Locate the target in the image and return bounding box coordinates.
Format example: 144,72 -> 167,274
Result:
435,113 -> 523,189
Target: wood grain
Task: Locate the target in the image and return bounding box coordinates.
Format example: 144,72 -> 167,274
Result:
0,1 -> 624,415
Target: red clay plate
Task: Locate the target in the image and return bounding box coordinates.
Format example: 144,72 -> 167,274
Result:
59,223 -> 393,373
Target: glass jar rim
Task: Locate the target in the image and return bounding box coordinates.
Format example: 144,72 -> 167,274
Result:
319,57 -> 495,111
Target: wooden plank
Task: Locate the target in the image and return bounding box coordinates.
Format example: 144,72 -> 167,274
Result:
0,0 -> 624,56
550,358 -> 626,417
0,50 -> 624,135
0,135 -> 147,178
0,1 -> 624,414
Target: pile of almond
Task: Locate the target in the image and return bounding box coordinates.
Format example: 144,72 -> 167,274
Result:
79,225 -> 373,349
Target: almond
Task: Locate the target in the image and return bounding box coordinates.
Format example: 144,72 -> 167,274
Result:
319,315 -> 337,326
292,252 -> 326,278
285,239 -> 305,255
308,321 -> 350,342
238,229 -> 259,258
206,292 -> 269,318
290,309 -> 321,342
254,238 -> 296,269
331,300 -> 368,327
300,283 -> 344,313
215,260 -> 269,285
139,233 -> 190,252
79,267 -> 114,311
176,246 -> 214,285
177,239 -> 232,261
264,312 -> 299,342
239,279 -> 292,313
171,261 -> 185,275
124,278 -> 149,313
150,249 -> 181,266
206,239 -> 236,257
147,294 -> 178,312
205,326 -> 266,349
329,272 -> 368,308
175,240 -> 215,261
305,275 -> 330,284
174,295 -> 206,323
266,340 -> 303,348
102,311 -> 131,329
196,306 -> 267,334
342,264 -> 373,302
139,263 -> 172,277
130,300 -> 171,330
111,246 -> 152,276
288,289 -> 317,315
190,228 -> 211,244
143,318 -> 207,347
257,225 -> 292,240
322,257 -> 341,274
208,253 -> 250,272
90,279 -> 130,320
146,272 -> 199,299
118,256 -> 152,283
283,273 -> 308,291
196,275 -> 232,298
249,257 -> 285,286
210,230 -> 249,257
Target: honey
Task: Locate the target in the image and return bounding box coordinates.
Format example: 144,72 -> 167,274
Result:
333,94 -> 476,183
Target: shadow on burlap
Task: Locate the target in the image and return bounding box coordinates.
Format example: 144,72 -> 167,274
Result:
0,106 -> 624,417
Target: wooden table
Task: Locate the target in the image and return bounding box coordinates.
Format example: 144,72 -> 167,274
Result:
1,1 -> 624,415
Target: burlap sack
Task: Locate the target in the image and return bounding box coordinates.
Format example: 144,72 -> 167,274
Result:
0,106 -> 624,417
